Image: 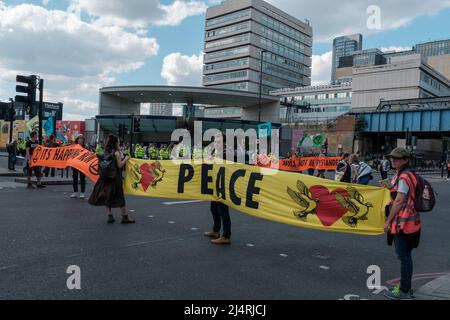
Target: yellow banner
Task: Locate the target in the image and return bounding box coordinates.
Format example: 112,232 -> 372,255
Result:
125,159 -> 390,235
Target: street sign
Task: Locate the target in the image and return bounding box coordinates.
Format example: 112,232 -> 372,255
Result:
258,122 -> 271,138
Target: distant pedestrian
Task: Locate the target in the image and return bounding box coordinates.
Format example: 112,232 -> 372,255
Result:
379,155 -> 391,180
355,157 -> 373,185
317,151 -> 326,179
70,135 -> 87,199
88,135 -> 135,224
26,132 -> 44,189
335,153 -> 352,183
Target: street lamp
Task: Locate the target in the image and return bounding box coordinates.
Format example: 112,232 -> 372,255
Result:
258,49 -> 267,123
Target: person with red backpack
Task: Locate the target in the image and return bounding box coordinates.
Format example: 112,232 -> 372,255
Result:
383,147 -> 435,300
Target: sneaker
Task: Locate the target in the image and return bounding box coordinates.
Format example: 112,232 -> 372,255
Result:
107,215 -> 115,223
204,231 -> 220,239
70,192 -> 78,198
384,287 -> 414,300
389,284 -> 415,298
27,183 -> 35,189
79,193 -> 85,199
121,215 -> 135,224
211,236 -> 231,245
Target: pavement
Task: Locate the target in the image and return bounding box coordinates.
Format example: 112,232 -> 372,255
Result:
0,163 -> 449,299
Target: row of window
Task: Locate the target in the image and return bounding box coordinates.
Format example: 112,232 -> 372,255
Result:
204,57 -> 249,72
263,52 -> 306,73
205,33 -> 250,50
205,21 -> 250,39
421,72 -> 444,91
204,45 -> 249,61
203,70 -> 248,83
261,26 -> 305,53
262,73 -> 299,89
263,62 -> 303,82
286,92 -> 352,101
206,9 -> 251,27
260,37 -> 306,64
210,82 -> 248,91
259,11 -> 308,44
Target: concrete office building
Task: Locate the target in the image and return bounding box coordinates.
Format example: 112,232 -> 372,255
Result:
351,54 -> 450,111
147,103 -> 173,116
272,82 -> 353,123
331,34 -> 363,83
203,0 -> 313,94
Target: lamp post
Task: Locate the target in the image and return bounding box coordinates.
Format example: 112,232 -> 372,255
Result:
258,49 -> 267,123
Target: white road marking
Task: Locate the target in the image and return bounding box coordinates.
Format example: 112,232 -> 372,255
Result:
168,221 -> 175,224
319,265 -> 330,270
190,227 -> 198,231
129,210 -> 135,212
67,253 -> 85,258
280,254 -> 288,258
0,265 -> 17,271
163,200 -> 204,205
246,243 -> 255,247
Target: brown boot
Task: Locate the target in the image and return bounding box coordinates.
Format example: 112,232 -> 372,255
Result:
204,231 -> 220,239
211,236 -> 231,245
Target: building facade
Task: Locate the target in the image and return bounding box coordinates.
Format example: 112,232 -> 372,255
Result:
351,54 -> 450,111
331,34 -> 363,83
203,0 -> 313,94
147,103 -> 173,116
272,82 -> 353,123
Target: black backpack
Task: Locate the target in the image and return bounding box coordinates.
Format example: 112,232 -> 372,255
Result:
98,153 -> 117,181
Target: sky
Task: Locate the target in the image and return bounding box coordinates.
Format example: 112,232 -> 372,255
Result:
0,0 -> 449,120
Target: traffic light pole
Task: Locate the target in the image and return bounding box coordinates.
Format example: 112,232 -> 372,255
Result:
9,99 -> 14,144
130,114 -> 134,158
38,79 -> 44,144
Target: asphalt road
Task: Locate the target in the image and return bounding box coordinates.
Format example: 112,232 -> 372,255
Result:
0,172 -> 449,300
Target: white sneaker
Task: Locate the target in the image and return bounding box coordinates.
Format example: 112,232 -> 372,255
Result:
70,192 -> 78,198
79,193 -> 85,199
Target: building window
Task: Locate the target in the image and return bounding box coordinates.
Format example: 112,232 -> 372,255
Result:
206,9 -> 251,27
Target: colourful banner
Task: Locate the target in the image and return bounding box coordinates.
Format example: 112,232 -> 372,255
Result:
30,144 -> 99,182
258,156 -> 342,172
125,159 -> 390,235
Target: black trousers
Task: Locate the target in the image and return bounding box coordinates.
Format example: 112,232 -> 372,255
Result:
72,169 -> 86,193
381,170 -> 388,180
210,202 -> 231,238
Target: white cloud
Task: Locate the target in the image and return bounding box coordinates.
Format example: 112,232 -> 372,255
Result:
380,46 -> 413,53
0,2 -> 159,119
72,0 -> 207,28
42,0 -> 50,6
311,51 -> 332,85
267,0 -> 450,42
161,52 -> 203,86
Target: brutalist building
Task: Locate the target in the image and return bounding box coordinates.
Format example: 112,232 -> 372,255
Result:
203,0 -> 313,95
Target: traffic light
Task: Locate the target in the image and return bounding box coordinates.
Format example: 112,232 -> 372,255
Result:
15,75 -> 37,109
133,117 -> 140,133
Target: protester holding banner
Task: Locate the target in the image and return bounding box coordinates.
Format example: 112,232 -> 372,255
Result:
71,135 -> 87,199
204,133 -> 231,245
383,147 -> 421,300
88,135 -> 135,224
26,132 -> 45,189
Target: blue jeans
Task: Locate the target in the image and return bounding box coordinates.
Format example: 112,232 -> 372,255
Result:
394,233 -> 413,291
357,174 -> 371,185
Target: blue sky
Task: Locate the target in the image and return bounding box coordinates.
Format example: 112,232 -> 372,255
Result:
0,0 -> 449,119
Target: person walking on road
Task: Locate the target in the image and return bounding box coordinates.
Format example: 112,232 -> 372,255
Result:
335,153 -> 352,183
88,134 -> 135,224
383,147 -> 421,300
70,134 -> 87,199
26,132 -> 44,189
379,155 -> 391,180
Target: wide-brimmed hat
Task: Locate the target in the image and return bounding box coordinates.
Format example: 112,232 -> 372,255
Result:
387,147 -> 411,159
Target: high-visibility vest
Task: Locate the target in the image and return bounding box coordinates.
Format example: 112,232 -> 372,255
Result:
95,145 -> 103,154
149,147 -> 158,159
136,146 -> 145,158
159,148 -> 169,160
389,171 -> 421,234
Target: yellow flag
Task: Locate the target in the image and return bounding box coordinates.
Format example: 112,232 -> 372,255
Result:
124,159 -> 390,235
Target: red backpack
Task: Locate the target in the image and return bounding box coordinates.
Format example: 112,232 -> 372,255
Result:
403,172 -> 436,212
